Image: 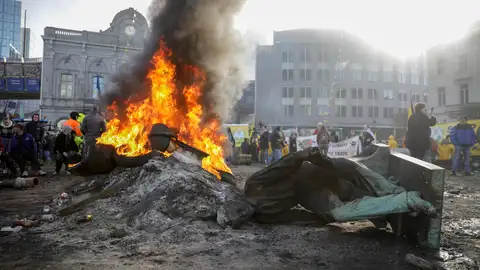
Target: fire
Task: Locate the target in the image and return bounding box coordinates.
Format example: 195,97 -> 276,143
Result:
97,42 -> 231,178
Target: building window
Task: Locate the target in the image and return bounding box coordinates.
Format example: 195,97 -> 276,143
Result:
411,74 -> 420,85
413,94 -> 420,102
336,105 -> 346,117
398,92 -> 407,101
299,44 -> 312,62
317,69 -> 330,81
300,87 -> 312,98
335,87 -> 346,98
368,106 -> 379,118
423,93 -> 428,103
352,106 -> 363,117
383,72 -> 392,82
424,76 -> 428,86
398,73 -> 406,84
334,70 -> 344,81
367,88 -> 378,100
282,51 -> 294,62
398,108 -> 408,114
383,89 -> 394,100
282,69 -> 294,81
299,69 -> 312,80
60,73 -> 74,99
383,107 -> 395,118
437,59 -> 444,75
92,75 -> 104,100
353,70 -> 362,81
317,87 -> 329,98
458,54 -> 467,70
460,84 -> 469,104
351,88 -> 363,99
300,105 -> 312,116
368,71 -> 378,81
437,87 -> 446,106
284,105 -> 294,117
282,87 -> 294,98
317,105 -> 330,116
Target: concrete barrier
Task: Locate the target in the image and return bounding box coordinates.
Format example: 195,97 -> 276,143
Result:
351,143 -> 446,250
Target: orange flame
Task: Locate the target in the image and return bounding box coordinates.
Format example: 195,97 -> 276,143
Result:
97,43 -> 231,178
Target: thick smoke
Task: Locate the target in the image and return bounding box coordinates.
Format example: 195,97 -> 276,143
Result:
104,0 -> 247,123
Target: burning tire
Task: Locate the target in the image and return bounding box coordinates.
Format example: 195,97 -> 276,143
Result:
69,144 -> 117,176
218,170 -> 236,186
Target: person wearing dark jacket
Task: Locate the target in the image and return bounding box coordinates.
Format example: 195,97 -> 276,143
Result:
53,126 -> 81,175
259,129 -> 269,164
406,103 -> 436,159
241,138 -> 250,154
0,135 -> 17,176
289,132 -> 297,153
8,124 -> 46,177
269,126 -> 284,163
25,113 -> 44,158
80,106 -> 106,155
450,117 -> 477,176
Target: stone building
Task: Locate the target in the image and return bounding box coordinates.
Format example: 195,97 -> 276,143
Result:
426,22 -> 480,122
40,8 -> 148,122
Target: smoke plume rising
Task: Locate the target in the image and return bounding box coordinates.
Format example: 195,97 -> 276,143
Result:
104,0 -> 248,123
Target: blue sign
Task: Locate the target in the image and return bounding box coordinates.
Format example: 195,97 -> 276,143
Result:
0,78 -> 4,91
7,78 -> 24,91
25,78 -> 41,92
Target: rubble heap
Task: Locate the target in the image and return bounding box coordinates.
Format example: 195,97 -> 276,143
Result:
60,154 -> 254,230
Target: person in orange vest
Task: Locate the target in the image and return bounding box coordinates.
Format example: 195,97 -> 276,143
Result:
64,112 -> 82,137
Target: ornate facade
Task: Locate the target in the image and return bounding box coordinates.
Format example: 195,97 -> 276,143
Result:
40,8 -> 148,122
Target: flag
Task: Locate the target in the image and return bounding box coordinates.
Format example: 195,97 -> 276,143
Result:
407,95 -> 415,120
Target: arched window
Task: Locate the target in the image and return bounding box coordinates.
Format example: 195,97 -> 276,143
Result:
60,73 -> 73,98
92,75 -> 104,99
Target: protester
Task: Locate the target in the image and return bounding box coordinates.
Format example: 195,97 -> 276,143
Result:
25,113 -> 45,159
316,122 -> 330,155
53,126 -> 81,175
289,131 -> 297,153
8,124 -> 46,177
436,135 -> 454,169
0,135 -> 17,176
387,135 -> 398,148
0,114 -> 13,144
450,117 -> 477,176
331,131 -> 339,143
80,106 -> 106,155
269,126 -> 284,162
406,103 -> 436,159
259,128 -> 269,164
64,111 -> 82,136
43,131 -> 55,163
241,138 -> 250,154
361,125 -> 376,148
225,127 -> 236,164
249,135 -> 259,162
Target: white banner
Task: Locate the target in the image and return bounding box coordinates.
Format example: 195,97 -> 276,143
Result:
297,135 -> 362,158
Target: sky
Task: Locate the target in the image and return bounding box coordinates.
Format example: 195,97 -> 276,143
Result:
22,0 -> 480,59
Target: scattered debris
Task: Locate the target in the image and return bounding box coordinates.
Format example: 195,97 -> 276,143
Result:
406,251 -> 479,270
0,226 -> 22,233
0,177 -> 40,189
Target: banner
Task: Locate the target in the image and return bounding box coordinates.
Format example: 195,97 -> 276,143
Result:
6,78 -> 24,91
431,120 -> 480,156
327,136 -> 362,158
296,135 -> 362,158
223,124 -> 249,147
25,78 -> 41,92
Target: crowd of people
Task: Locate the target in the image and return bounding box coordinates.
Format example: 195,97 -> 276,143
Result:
0,106 -> 106,178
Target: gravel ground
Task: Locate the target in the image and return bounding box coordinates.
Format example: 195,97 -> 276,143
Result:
0,162 -> 479,269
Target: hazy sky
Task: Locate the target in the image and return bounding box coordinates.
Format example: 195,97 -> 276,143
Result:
23,0 -> 480,59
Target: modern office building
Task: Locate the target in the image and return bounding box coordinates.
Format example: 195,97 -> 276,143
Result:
255,29 -> 428,137
0,0 -> 22,59
40,7 -> 148,123
20,27 -> 30,58
426,22 -> 480,122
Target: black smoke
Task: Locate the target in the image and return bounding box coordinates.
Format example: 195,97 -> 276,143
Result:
103,0 -> 247,124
